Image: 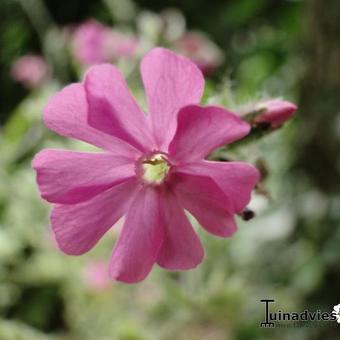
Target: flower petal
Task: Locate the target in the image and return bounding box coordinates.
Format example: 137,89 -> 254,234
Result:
169,105 -> 250,162
157,191 -> 204,270
109,187 -> 164,283
180,161 -> 259,213
84,64 -> 155,152
32,149 -> 136,204
140,47 -> 204,149
171,172 -> 237,237
44,83 -> 140,157
51,179 -> 138,255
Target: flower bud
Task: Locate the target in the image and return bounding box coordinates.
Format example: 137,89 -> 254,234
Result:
254,99 -> 297,128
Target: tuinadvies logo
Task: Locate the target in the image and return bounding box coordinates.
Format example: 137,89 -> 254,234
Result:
260,299 -> 339,328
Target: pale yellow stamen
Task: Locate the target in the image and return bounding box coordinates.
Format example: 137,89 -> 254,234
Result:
142,154 -> 170,184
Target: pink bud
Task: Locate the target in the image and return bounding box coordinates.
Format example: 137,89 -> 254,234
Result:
255,99 -> 297,128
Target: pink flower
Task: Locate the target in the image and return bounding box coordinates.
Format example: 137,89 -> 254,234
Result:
175,32 -> 224,75
254,99 -> 297,128
11,54 -> 48,89
32,48 -> 259,283
71,20 -> 108,66
71,20 -> 138,67
83,261 -> 111,291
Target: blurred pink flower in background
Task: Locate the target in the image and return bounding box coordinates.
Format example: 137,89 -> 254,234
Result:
11,54 -> 49,89
105,30 -> 139,59
254,99 -> 297,128
71,20 -> 109,66
175,32 -> 224,75
33,48 -> 259,283
71,20 -> 138,67
83,261 -> 111,291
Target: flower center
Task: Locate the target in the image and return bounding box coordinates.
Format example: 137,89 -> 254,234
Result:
141,153 -> 170,184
